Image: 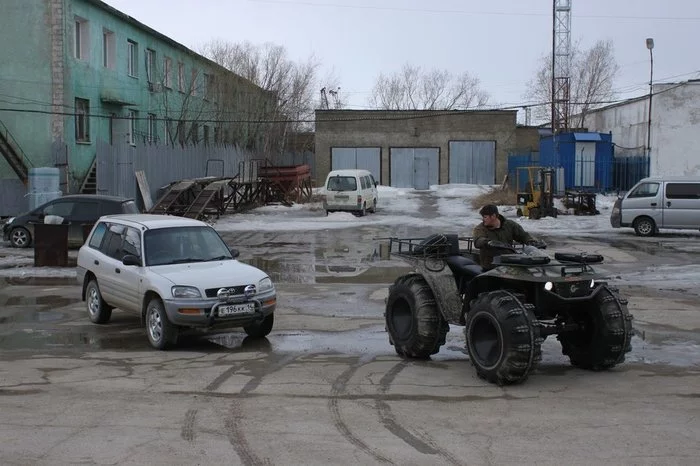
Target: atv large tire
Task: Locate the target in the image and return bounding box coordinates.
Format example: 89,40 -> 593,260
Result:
385,274 -> 448,359
465,290 -> 542,385
558,285 -> 633,370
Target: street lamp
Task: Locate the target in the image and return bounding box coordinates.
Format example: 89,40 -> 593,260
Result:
646,38 -> 654,158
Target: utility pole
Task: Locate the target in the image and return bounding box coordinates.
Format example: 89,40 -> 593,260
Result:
646,38 -> 654,159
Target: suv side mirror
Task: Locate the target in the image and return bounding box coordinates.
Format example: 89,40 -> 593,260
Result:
122,254 -> 141,266
229,248 -> 240,259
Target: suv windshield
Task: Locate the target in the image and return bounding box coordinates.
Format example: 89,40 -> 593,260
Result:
144,226 -> 232,266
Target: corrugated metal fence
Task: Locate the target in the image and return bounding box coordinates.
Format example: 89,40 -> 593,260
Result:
96,142 -> 314,204
508,152 -> 649,193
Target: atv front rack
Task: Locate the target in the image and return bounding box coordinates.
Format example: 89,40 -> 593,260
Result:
388,234 -> 474,260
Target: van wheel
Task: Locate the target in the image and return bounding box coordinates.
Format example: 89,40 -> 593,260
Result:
359,203 -> 367,217
633,217 -> 656,237
370,200 -> 377,213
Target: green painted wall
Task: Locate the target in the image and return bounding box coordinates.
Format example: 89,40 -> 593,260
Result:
0,1 -> 54,178
0,0 -> 276,190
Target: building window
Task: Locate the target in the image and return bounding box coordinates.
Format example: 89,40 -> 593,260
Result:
203,125 -> 210,145
178,62 -> 185,92
214,127 -> 220,145
203,73 -> 215,101
128,110 -> 137,145
164,118 -> 174,145
75,98 -> 90,142
146,49 -> 156,83
164,57 -> 172,88
102,29 -> 115,68
190,123 -> 199,144
127,40 -> 138,77
177,120 -> 185,145
190,69 -> 198,96
74,17 -> 89,60
147,114 -> 157,143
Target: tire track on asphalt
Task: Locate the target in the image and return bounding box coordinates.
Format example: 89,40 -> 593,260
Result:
376,361 -> 463,465
181,409 -> 197,442
219,353 -> 299,465
225,400 -> 268,466
329,354 -> 393,464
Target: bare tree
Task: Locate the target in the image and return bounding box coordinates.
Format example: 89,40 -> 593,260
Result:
525,39 -> 619,128
200,40 -> 322,127
368,64 -> 489,110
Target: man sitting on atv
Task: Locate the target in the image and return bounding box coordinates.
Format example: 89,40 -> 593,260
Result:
473,204 -> 543,268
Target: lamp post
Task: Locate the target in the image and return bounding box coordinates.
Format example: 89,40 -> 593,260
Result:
646,38 -> 654,158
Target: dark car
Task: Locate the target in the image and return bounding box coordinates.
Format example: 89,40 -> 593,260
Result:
2,195 -> 139,248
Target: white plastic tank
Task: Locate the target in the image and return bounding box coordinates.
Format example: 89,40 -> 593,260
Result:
28,167 -> 61,210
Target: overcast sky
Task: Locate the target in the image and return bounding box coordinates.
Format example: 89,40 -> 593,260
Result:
101,0 -> 700,118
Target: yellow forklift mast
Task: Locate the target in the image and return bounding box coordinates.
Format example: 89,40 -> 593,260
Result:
515,167 -> 558,219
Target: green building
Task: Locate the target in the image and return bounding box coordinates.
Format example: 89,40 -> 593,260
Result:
0,0 -> 276,203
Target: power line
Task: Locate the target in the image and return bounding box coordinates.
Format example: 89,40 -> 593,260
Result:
248,0 -> 700,21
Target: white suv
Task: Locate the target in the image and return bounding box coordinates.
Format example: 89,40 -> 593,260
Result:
76,214 -> 276,350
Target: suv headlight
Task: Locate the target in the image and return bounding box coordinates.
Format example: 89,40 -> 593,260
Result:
258,277 -> 274,293
171,286 -> 201,298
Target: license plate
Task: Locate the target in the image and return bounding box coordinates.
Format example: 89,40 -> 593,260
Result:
218,302 -> 254,317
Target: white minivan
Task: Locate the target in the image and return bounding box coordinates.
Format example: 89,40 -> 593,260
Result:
323,169 -> 379,216
610,176 -> 700,236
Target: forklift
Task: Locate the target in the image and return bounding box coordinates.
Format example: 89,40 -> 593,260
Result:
515,167 -> 558,219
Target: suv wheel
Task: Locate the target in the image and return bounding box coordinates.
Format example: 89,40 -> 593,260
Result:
10,227 -> 31,248
86,279 -> 113,324
145,298 -> 178,350
244,313 -> 274,338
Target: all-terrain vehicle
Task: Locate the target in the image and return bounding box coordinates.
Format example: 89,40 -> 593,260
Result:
384,234 -> 633,385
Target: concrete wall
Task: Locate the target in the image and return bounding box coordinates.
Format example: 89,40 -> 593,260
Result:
583,81 -> 700,176
314,110 -> 521,187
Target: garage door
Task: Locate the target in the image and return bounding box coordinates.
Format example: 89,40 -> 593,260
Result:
390,148 -> 439,189
449,141 -> 496,184
331,148 -> 380,182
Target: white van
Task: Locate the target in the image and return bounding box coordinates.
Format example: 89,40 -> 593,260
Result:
323,169 -> 379,216
610,176 -> 700,236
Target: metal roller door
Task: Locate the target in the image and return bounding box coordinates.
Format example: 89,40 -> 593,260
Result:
331,147 -> 380,182
390,148 -> 439,189
449,141 -> 496,184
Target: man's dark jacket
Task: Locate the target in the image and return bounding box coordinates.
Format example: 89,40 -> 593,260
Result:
472,214 -> 534,268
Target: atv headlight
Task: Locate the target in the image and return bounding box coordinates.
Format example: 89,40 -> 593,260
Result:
590,279 -> 595,288
172,286 -> 201,298
258,277 -> 274,293
544,281 -> 553,291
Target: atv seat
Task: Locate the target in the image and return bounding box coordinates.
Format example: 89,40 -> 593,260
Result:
445,255 -> 483,292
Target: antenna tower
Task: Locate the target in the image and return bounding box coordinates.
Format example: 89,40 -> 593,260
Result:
551,0 -> 571,133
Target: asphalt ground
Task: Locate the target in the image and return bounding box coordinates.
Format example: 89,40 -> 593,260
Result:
0,201 -> 699,465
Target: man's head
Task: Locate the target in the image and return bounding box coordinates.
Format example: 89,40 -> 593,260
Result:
479,204 -> 501,229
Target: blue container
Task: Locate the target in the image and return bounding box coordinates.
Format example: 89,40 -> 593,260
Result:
539,132 -> 613,192
28,167 -> 61,210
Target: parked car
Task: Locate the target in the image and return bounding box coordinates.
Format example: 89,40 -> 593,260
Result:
76,214 -> 277,350
611,176 -> 700,236
322,169 -> 379,216
2,194 -> 139,248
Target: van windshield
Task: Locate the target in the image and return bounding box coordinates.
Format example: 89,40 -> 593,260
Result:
327,176 -> 357,192
628,182 -> 659,198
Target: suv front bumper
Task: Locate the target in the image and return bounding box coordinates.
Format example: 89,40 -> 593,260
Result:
162,291 -> 276,328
